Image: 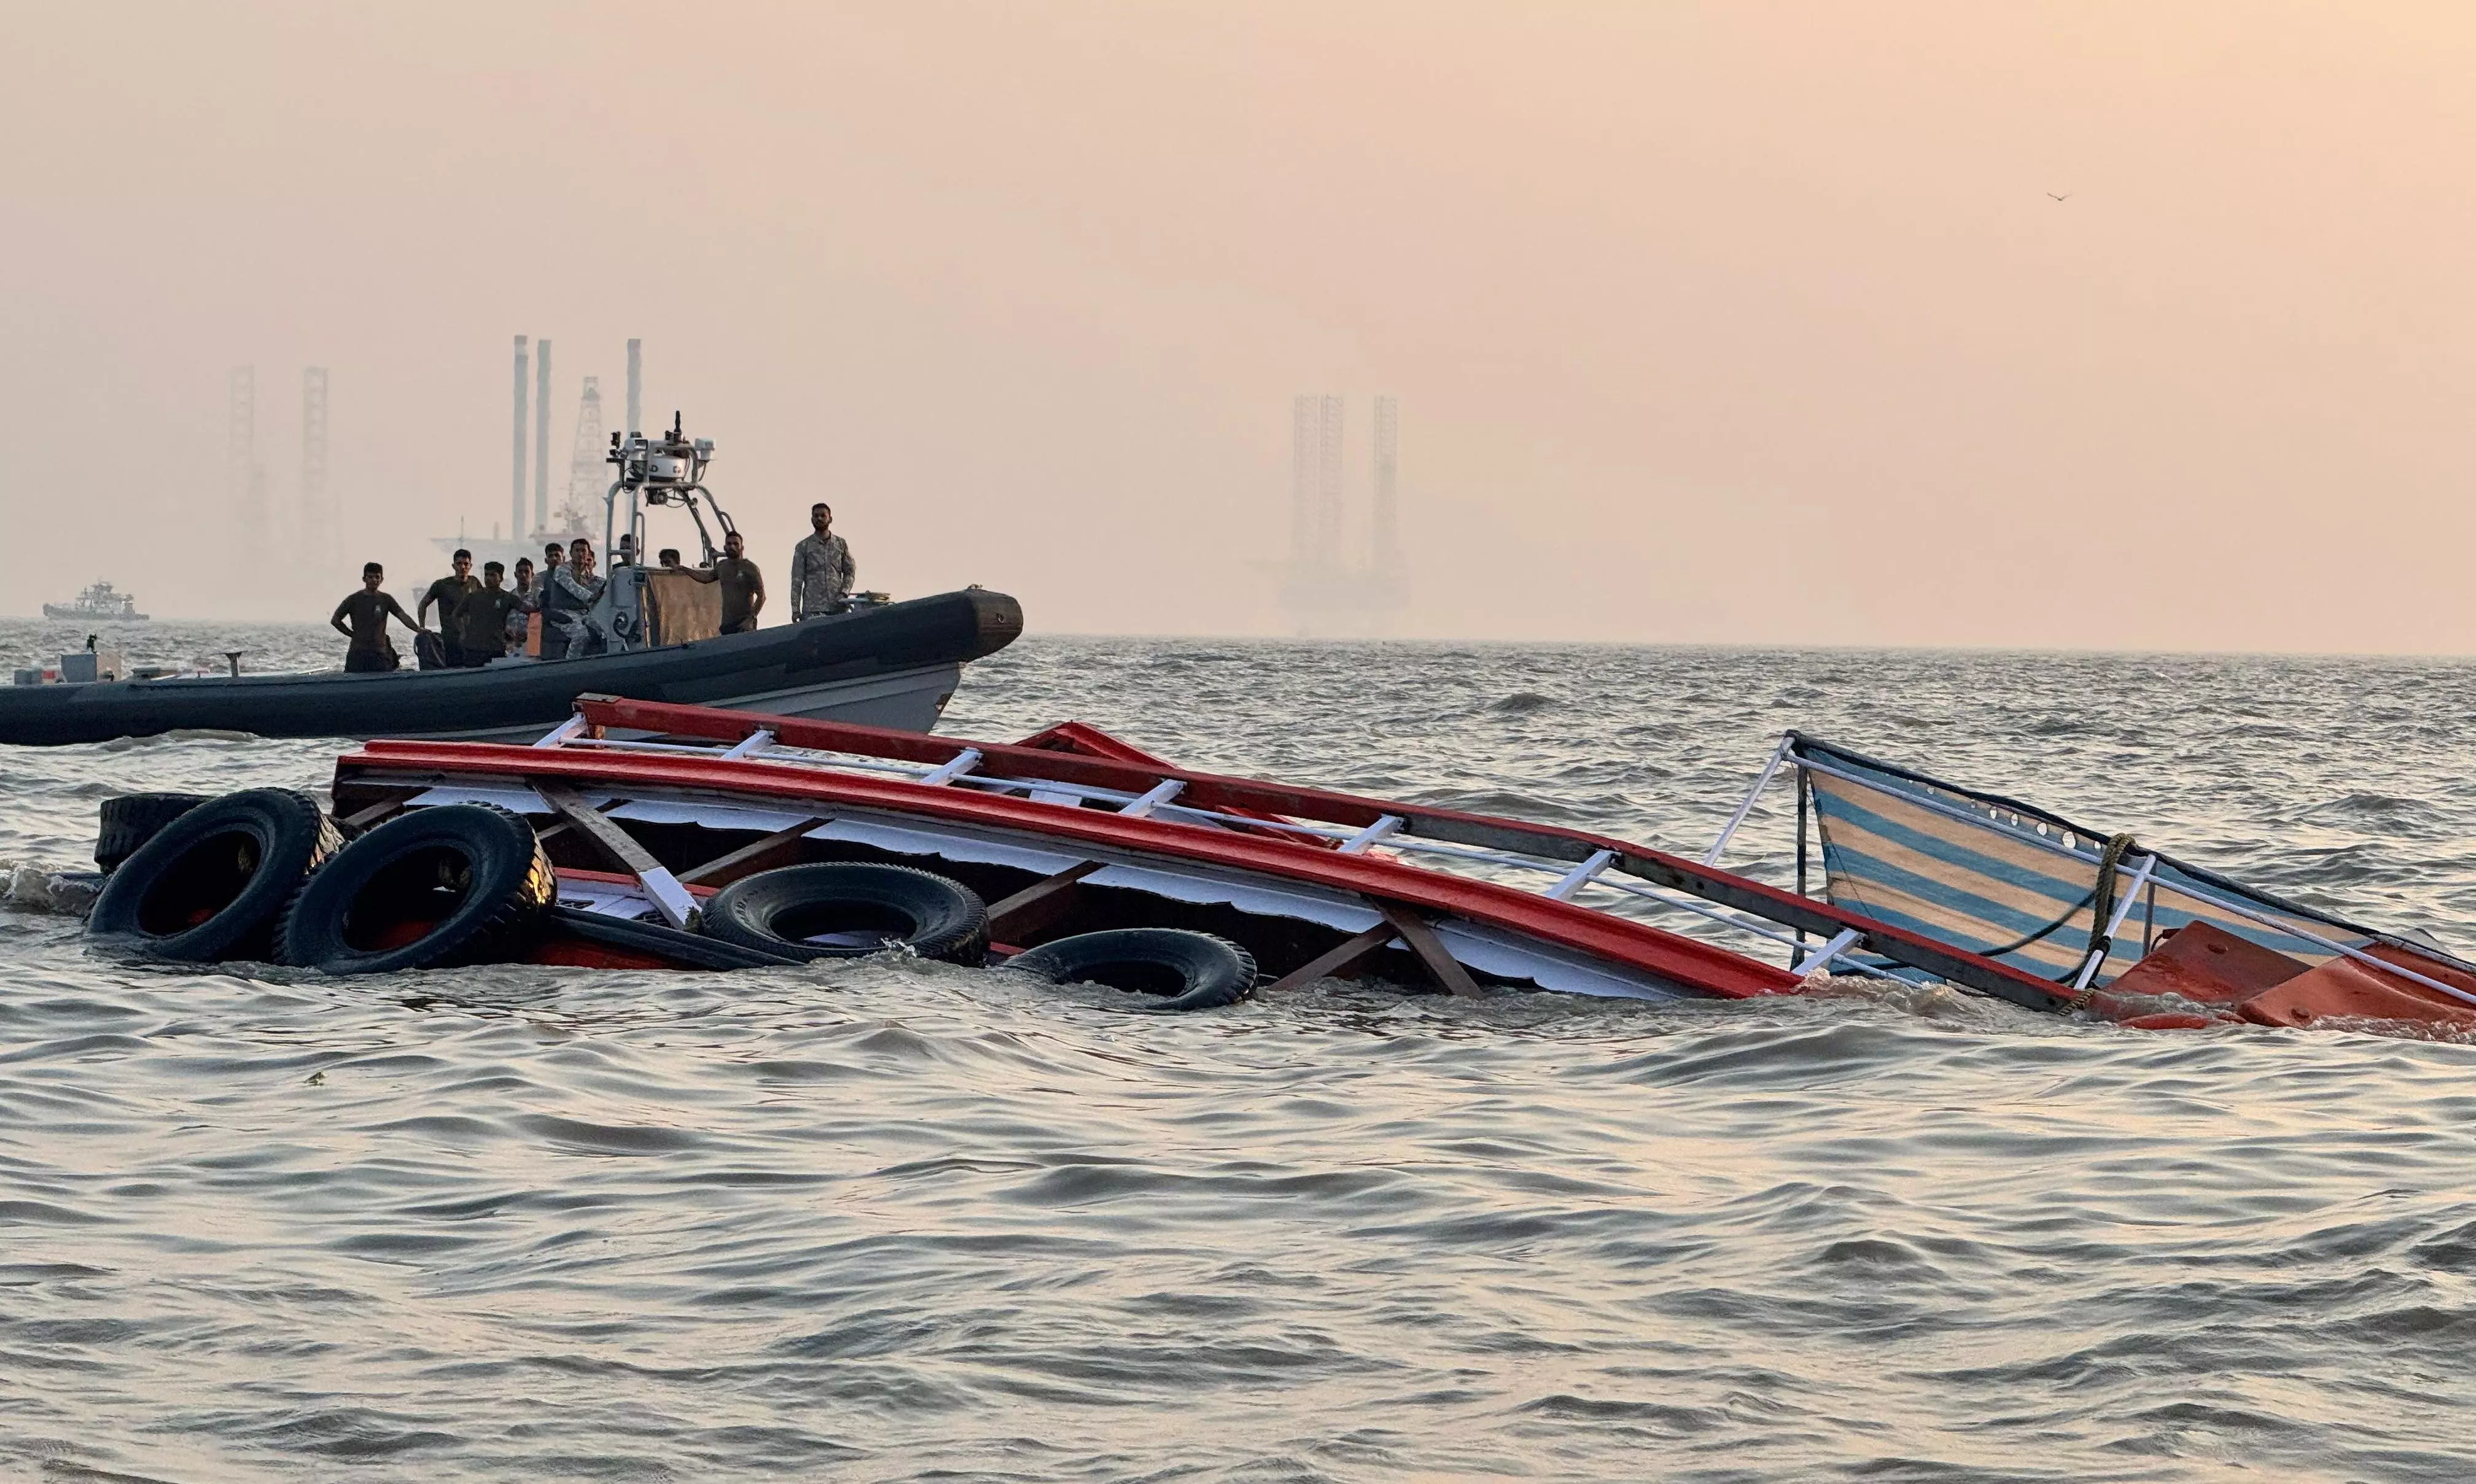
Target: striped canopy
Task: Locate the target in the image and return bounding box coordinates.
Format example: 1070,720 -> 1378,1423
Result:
1789,734 -> 2394,989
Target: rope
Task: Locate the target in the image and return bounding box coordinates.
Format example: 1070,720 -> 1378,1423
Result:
2056,832 -> 2138,991
1974,831 -> 2139,984
1978,885 -> 2098,958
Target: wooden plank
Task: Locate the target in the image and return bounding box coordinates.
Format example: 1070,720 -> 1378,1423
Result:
1258,923 -> 1397,996
338,791 -> 416,833
531,778 -> 700,931
531,794 -> 623,849
985,860 -> 1105,942
677,817 -> 825,887
1378,903 -> 1484,999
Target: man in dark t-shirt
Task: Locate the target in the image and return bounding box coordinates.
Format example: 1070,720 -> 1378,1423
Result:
456,561 -> 522,666
685,530 -> 766,634
330,562 -> 425,673
418,550 -> 482,669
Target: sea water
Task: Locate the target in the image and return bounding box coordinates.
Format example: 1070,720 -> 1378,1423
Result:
1,622 -> 2471,1482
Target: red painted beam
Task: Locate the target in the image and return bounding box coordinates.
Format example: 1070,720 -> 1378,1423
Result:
352,697 -> 2077,1014
338,740 -> 1800,1000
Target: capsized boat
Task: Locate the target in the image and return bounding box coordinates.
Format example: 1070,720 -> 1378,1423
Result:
313,696 -> 1817,996
0,589 -> 1021,747
81,696 -> 2476,1032
316,702 -> 2476,1029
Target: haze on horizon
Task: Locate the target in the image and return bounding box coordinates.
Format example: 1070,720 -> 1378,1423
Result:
3,3 -> 2472,653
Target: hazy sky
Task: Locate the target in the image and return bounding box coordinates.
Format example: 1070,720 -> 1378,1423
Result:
5,3 -> 2473,650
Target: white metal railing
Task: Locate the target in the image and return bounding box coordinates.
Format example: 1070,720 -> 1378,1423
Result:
529,721 -> 1900,981
543,717 -> 2476,1006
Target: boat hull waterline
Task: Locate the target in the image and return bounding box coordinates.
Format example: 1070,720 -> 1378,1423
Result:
322,697 -> 1947,1007
0,590 -> 1021,747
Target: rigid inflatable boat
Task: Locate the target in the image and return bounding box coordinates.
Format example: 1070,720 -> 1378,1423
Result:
79,697 -> 2476,1033
0,589 -> 1021,747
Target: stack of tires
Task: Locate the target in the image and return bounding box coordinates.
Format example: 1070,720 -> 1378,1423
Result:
86,791 -> 555,974
83,789 -> 1264,1009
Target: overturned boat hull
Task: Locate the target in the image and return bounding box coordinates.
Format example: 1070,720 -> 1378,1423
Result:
322,697 -> 1845,1003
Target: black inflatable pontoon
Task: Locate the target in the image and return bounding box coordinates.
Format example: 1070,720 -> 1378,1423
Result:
0,589 -> 1021,747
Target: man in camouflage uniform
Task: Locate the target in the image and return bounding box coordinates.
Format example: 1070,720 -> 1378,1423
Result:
789,501 -> 855,621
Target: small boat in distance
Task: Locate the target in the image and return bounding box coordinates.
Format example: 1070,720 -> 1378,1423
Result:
42,581 -> 147,623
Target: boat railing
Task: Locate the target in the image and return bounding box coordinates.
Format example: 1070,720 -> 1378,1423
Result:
513,698 -> 1941,990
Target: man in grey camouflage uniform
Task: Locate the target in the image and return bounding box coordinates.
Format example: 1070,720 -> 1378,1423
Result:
789,502 -> 855,621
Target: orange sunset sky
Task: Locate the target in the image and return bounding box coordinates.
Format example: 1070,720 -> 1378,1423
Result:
4,4 -> 2472,649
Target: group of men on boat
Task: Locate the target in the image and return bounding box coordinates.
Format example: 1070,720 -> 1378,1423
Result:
329,502 -> 857,672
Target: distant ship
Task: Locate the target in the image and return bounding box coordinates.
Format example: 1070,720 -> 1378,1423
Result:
42,580 -> 148,622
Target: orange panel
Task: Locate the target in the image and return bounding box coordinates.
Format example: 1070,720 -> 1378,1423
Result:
2102,922 -> 2306,1006
2238,957 -> 2476,1030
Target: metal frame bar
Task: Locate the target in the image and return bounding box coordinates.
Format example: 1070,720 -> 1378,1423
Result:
2072,852 -> 2159,992
532,713 -> 590,748
1119,779 -> 1186,818
1338,814 -> 1406,854
917,748 -> 984,787
721,728 -> 777,759
1793,926 -> 1864,977
1546,849 -> 1617,901
1704,734 -> 1793,866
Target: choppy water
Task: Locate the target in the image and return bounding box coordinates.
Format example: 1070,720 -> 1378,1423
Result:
4,622 -> 2475,1482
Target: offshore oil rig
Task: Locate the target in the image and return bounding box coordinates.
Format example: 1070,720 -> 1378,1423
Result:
430,336 -> 647,576
1272,394 -> 1407,637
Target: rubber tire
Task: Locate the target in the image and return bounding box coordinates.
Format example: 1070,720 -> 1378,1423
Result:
278,804 -> 556,974
1004,928 -> 1258,1012
94,792 -> 213,872
87,789 -> 340,963
545,906 -> 801,970
702,863 -> 989,965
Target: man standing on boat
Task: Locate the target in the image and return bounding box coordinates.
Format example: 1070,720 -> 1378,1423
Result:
507,557 -> 539,657
684,529 -> 766,634
455,561 -> 521,666
417,550 -> 481,669
544,537 -> 606,658
329,563 -> 426,674
789,502 -> 854,621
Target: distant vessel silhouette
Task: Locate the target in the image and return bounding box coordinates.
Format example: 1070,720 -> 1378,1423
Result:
42,581 -> 147,622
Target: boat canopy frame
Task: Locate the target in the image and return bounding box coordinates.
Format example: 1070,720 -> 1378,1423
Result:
1703,730 -> 2476,1012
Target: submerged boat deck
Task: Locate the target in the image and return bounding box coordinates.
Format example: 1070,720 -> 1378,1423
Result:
315,696 -> 2476,1034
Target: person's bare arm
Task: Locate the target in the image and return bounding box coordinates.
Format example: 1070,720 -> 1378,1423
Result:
330,598 -> 354,639
683,565 -> 718,585
384,594 -> 428,634
750,570 -> 766,618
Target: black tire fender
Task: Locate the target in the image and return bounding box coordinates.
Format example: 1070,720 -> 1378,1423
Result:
702,863 -> 989,965
545,906 -> 800,970
87,790 -> 340,963
1004,928 -> 1258,1012
94,792 -> 212,872
278,804 -> 555,974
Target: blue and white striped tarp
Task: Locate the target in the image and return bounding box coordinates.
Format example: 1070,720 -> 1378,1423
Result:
1791,735 -> 2385,989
